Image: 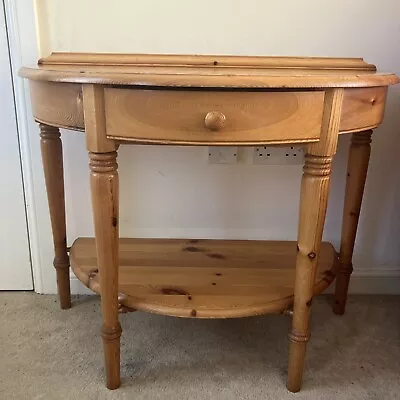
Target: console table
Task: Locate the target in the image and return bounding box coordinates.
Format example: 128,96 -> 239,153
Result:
20,53 -> 398,392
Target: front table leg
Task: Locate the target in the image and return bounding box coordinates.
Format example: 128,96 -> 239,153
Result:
333,130 -> 372,315
287,89 -> 343,392
89,151 -> 121,389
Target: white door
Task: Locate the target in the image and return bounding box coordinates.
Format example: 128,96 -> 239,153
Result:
0,1 -> 32,290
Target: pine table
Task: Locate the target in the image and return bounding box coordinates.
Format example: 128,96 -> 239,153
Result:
20,53 -> 398,392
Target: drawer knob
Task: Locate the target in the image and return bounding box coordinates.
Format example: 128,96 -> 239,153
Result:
205,111 -> 226,131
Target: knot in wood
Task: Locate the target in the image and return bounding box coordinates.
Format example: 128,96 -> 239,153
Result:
307,252 -> 316,259
39,124 -> 60,139
89,152 -> 118,173
303,155 -> 332,176
288,330 -> 311,344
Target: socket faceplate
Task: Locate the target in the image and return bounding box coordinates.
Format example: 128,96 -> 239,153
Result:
253,146 -> 304,165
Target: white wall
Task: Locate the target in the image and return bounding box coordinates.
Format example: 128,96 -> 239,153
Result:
26,0 -> 400,293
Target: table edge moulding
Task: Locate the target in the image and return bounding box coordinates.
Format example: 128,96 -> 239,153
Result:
19,53 -> 399,392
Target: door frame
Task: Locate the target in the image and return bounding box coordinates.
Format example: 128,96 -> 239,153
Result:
0,0 -> 33,289
4,0 -> 44,292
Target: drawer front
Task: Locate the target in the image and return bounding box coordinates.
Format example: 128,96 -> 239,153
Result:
104,89 -> 325,145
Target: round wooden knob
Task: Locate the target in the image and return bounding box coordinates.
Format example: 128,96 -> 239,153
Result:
204,111 -> 226,131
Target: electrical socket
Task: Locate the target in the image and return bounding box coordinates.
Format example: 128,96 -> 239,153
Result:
208,146 -> 239,164
253,146 -> 304,165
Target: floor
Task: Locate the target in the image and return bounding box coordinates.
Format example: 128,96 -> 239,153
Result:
0,293 -> 399,400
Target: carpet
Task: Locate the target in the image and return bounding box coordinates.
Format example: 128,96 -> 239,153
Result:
0,293 -> 399,399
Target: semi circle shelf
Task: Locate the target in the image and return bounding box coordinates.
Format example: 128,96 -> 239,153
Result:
70,238 -> 338,318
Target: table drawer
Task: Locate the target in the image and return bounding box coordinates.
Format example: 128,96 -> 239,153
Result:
104,88 -> 325,145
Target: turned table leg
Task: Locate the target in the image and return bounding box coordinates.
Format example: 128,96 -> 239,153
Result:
89,151 -> 121,390
333,130 -> 372,315
83,84 -> 121,389
287,89 -> 343,392
40,123 -> 71,309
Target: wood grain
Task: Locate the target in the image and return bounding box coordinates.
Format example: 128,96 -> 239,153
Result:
39,124 -> 71,309
70,238 -> 338,318
26,83 -> 390,137
19,52 -> 399,88
30,81 -> 84,130
89,151 -> 121,390
104,88 -> 325,145
333,131 -> 372,315
19,52 -> 398,393
83,84 -> 116,153
38,52 -> 378,70
287,88 -> 344,393
340,87 -> 387,133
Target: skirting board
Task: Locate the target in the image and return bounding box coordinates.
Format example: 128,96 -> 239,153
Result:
69,267 -> 400,296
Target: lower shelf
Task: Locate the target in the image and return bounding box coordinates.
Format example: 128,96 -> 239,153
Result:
70,238 -> 338,318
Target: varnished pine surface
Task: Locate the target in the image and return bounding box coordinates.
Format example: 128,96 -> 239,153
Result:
19,53 -> 399,88
30,81 -> 84,130
27,81 -> 389,139
39,124 -> 71,309
23,53 -> 394,392
104,89 -> 325,145
38,53 -> 379,69
334,131 -> 372,315
339,87 -> 387,133
70,238 -> 338,318
287,88 -> 343,392
88,150 -> 121,389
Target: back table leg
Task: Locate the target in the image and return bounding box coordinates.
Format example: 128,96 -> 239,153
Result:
333,130 -> 372,315
40,123 -> 71,309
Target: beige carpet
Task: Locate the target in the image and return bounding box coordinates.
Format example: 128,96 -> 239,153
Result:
0,293 -> 399,400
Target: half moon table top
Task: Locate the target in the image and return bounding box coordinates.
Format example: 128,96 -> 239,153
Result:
20,52 -> 399,88
19,53 -> 399,145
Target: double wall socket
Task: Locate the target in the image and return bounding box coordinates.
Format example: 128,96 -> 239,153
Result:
253,146 -> 304,165
207,145 -> 304,165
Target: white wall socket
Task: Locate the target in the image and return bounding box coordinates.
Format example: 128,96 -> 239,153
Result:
253,146 -> 304,165
208,146 -> 238,164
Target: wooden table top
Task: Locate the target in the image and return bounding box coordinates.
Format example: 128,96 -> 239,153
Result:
20,53 -> 399,88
